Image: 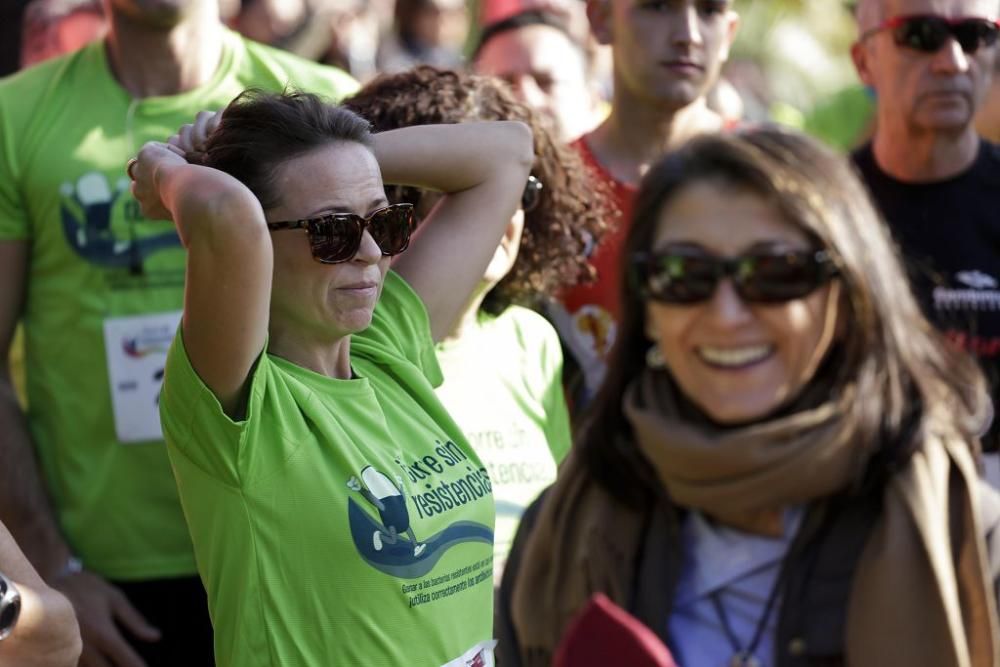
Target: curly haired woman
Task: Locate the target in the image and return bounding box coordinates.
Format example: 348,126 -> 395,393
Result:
345,66 -> 609,579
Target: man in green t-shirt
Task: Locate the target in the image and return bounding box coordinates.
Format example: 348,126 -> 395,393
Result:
0,0 -> 357,663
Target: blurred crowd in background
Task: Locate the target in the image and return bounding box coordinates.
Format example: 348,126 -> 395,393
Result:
2,0 -> 1000,664
5,0 -> 1000,176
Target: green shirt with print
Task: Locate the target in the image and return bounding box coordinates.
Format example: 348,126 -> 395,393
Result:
160,271 -> 497,667
0,31 -> 358,580
435,305 -> 570,580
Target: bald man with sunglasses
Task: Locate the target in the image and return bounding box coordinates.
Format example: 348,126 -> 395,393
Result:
851,0 -> 1000,457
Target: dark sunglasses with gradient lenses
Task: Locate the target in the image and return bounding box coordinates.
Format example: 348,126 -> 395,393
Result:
267,203 -> 415,264
631,248 -> 838,304
864,14 -> 1000,54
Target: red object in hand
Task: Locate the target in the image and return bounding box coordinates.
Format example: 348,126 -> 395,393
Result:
553,593 -> 678,667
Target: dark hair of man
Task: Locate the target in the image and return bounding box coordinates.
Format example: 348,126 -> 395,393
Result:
578,126 -> 991,509
393,0 -> 445,52
344,65 -> 610,313
472,9 -> 579,60
201,88 -> 373,211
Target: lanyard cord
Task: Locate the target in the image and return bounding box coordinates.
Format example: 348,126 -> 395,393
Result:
708,555 -> 788,667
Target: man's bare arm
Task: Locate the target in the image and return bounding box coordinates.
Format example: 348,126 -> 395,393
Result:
0,241 -> 71,577
0,241 -> 159,666
0,519 -> 81,667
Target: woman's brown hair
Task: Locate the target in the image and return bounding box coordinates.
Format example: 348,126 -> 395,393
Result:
200,88 -> 372,210
344,65 -> 610,313
579,125 -> 990,507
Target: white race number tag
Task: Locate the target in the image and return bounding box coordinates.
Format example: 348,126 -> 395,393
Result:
441,639 -> 497,667
102,311 -> 182,444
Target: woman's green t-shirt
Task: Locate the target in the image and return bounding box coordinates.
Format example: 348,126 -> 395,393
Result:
435,306 -> 570,581
160,271 -> 496,666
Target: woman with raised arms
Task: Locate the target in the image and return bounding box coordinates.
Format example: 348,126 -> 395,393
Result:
129,90 -> 531,667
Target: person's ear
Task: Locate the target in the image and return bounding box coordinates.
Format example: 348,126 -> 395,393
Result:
587,0 -> 613,46
499,213 -> 525,265
851,40 -> 875,87
719,10 -> 741,63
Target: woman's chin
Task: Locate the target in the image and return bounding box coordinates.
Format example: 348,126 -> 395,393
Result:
331,310 -> 376,335
695,394 -> 785,427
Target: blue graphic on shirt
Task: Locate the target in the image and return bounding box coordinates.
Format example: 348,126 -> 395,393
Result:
59,172 -> 181,268
347,466 -> 493,579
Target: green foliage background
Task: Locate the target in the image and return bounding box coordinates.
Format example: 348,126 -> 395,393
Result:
732,0 -> 860,113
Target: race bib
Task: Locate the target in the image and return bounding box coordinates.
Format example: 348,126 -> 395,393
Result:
102,311 -> 182,444
441,639 -> 496,667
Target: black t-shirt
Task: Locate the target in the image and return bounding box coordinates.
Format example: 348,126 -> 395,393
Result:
853,141 -> 1000,451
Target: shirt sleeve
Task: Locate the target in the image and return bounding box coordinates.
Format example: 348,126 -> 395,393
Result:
159,329 -> 261,485
256,37 -> 360,102
0,96 -> 31,241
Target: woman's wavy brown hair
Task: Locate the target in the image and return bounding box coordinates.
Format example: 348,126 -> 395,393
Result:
579,125 -> 991,508
344,65 -> 610,313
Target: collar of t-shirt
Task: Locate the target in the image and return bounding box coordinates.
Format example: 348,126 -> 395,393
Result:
673,507 -> 803,606
855,139 -> 996,190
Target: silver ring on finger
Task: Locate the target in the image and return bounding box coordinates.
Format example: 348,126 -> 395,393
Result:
126,157 -> 139,181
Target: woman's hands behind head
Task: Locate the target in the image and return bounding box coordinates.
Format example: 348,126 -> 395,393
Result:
129,108 -> 262,247
129,141 -> 188,222
168,110 -> 223,164
129,109 -> 228,222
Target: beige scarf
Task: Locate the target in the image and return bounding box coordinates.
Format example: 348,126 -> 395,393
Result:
509,370 -> 999,666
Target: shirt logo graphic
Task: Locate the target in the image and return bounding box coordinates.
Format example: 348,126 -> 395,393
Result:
934,268 -> 1000,313
956,270 -> 999,290
347,465 -> 492,579
59,172 -> 181,268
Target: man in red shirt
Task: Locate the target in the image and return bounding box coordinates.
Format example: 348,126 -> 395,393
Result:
551,0 -> 740,407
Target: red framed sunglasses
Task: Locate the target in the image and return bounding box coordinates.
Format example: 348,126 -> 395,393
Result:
267,203 -> 415,264
862,14 -> 1000,54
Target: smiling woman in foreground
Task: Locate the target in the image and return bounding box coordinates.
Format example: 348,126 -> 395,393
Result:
498,126 -> 1000,667
129,89 -> 532,667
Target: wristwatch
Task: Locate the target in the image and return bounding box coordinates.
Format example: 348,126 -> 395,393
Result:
0,570 -> 21,641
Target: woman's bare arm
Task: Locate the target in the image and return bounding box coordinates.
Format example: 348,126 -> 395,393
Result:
377,121 -> 534,341
131,138 -> 271,418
